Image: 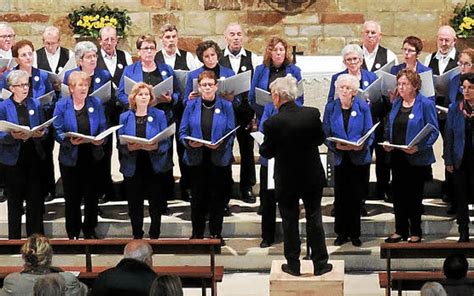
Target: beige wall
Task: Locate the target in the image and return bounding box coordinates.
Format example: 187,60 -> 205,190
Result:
0,0 -> 472,56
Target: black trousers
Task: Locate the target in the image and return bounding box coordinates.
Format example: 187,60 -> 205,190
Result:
334,159 -> 368,239
189,162 -> 227,237
98,136 -> 115,200
390,151 -> 426,238
452,166 -> 474,228
125,171 -> 167,239
4,160 -> 43,239
277,187 -> 329,270
374,126 -> 391,196
60,158 -> 101,238
260,165 -> 276,242
175,118 -> 191,192
40,127 -> 56,198
236,127 -> 256,191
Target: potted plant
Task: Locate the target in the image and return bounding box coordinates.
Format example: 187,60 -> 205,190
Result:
68,3 -> 131,41
451,2 -> 474,49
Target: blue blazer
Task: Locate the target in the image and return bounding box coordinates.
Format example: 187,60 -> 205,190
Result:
249,63 -> 303,120
183,65 -> 237,106
179,96 -> 235,167
117,61 -> 179,107
63,67 -> 112,94
118,108 -> 172,177
0,67 -> 53,100
386,93 -> 439,166
390,61 -> 432,75
323,97 -> 374,165
258,102 -> 278,167
327,69 -> 377,103
0,97 -> 46,166
444,101 -> 472,169
448,74 -> 462,105
53,96 -> 107,167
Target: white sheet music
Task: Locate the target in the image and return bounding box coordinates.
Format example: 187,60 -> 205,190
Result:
119,123 -> 176,145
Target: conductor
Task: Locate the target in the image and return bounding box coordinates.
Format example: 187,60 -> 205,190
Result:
260,75 -> 332,276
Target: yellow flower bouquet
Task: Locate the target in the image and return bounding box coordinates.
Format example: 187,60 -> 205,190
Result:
68,4 -> 131,38
452,3 -> 474,38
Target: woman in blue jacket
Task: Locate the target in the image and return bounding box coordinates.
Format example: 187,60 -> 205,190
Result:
0,70 -> 48,239
118,82 -> 171,239
179,70 -> 235,245
53,71 -> 107,240
327,44 -> 378,103
248,36 -> 303,120
323,74 -> 374,247
390,36 -> 432,76
448,48 -> 474,105
382,69 -> 439,243
444,73 -> 474,242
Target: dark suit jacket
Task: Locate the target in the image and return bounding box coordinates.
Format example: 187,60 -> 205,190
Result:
260,101 -> 326,194
90,258 -> 157,296
441,278 -> 474,296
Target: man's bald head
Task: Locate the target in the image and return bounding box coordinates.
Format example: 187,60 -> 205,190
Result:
437,25 -> 456,55
362,21 -> 382,52
124,240 -> 153,267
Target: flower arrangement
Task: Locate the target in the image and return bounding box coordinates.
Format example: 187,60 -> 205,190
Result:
451,3 -> 474,38
68,3 -> 131,39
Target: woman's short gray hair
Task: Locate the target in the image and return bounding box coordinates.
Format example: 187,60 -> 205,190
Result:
341,44 -> 363,60
269,74 -> 298,102
335,73 -> 359,92
6,70 -> 29,88
74,41 -> 97,61
420,282 -> 447,296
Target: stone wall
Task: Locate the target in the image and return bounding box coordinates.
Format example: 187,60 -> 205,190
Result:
0,0 -> 472,56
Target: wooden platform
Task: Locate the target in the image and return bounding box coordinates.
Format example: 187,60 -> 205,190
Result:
269,260 -> 344,296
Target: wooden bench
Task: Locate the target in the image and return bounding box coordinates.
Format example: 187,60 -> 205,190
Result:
380,242 -> 474,296
0,238 -> 222,296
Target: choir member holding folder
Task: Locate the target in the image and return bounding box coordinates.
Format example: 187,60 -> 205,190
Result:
444,73 -> 474,242
118,82 -> 172,239
449,49 -> 474,105
53,71 -> 108,240
323,74 -> 374,247
0,70 -> 49,238
382,69 -> 439,243
390,36 -> 432,77
249,37 -> 303,120
179,70 -> 236,246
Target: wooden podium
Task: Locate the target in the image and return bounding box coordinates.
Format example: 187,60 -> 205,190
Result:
269,260 -> 344,296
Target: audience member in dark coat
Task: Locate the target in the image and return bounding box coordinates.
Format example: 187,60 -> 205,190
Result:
441,253 -> 474,296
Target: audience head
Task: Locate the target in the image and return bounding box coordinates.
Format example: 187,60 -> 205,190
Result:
128,82 -> 154,110
136,35 -> 158,63
224,23 -> 244,54
269,74 -> 297,108
33,273 -> 66,296
74,41 -> 98,72
443,253 -> 469,280
362,20 -> 382,50
420,282 -> 447,296
0,22 -> 15,52
437,25 -> 456,55
458,48 -> 474,75
124,240 -> 153,267
335,73 -> 359,100
42,26 -> 61,55
195,40 -> 222,68
263,36 -> 292,68
99,26 -> 118,56
21,234 -> 53,271
160,24 -> 179,55
149,275 -> 183,296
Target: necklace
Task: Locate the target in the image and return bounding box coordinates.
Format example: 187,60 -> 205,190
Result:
202,101 -> 215,110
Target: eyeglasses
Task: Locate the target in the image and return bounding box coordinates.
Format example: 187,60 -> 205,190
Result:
200,83 -> 215,87
458,61 -> 473,68
401,47 -> 417,54
11,83 -> 29,88
82,54 -> 97,60
140,47 -> 156,51
44,41 -> 59,46
19,52 -> 33,58
344,57 -> 360,63
0,34 -> 15,39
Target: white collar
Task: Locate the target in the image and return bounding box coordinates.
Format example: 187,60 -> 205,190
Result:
101,48 -> 117,59
223,47 -> 246,58
362,44 -> 379,57
435,47 -> 456,60
163,49 -> 182,58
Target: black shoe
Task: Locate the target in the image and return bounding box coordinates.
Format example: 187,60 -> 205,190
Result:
210,235 -> 226,246
241,190 -> 256,203
447,203 -> 457,216
84,233 -> 100,239
334,236 -> 349,246
257,204 -> 263,215
351,238 -> 362,247
223,206 -> 232,217
385,234 -> 406,243
360,206 -> 368,217
260,240 -> 273,248
330,207 -> 335,217
44,193 -> 55,202
281,263 -> 300,276
68,235 -> 78,240
190,234 -> 204,239
0,188 -> 6,203
98,195 -> 108,204
314,263 -> 333,276
180,189 -> 191,202
408,236 -> 422,243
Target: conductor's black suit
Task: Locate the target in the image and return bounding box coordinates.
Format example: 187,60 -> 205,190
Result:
260,101 -> 330,273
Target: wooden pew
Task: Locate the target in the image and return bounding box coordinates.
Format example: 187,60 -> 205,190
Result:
379,242 -> 474,296
0,238 -> 222,296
